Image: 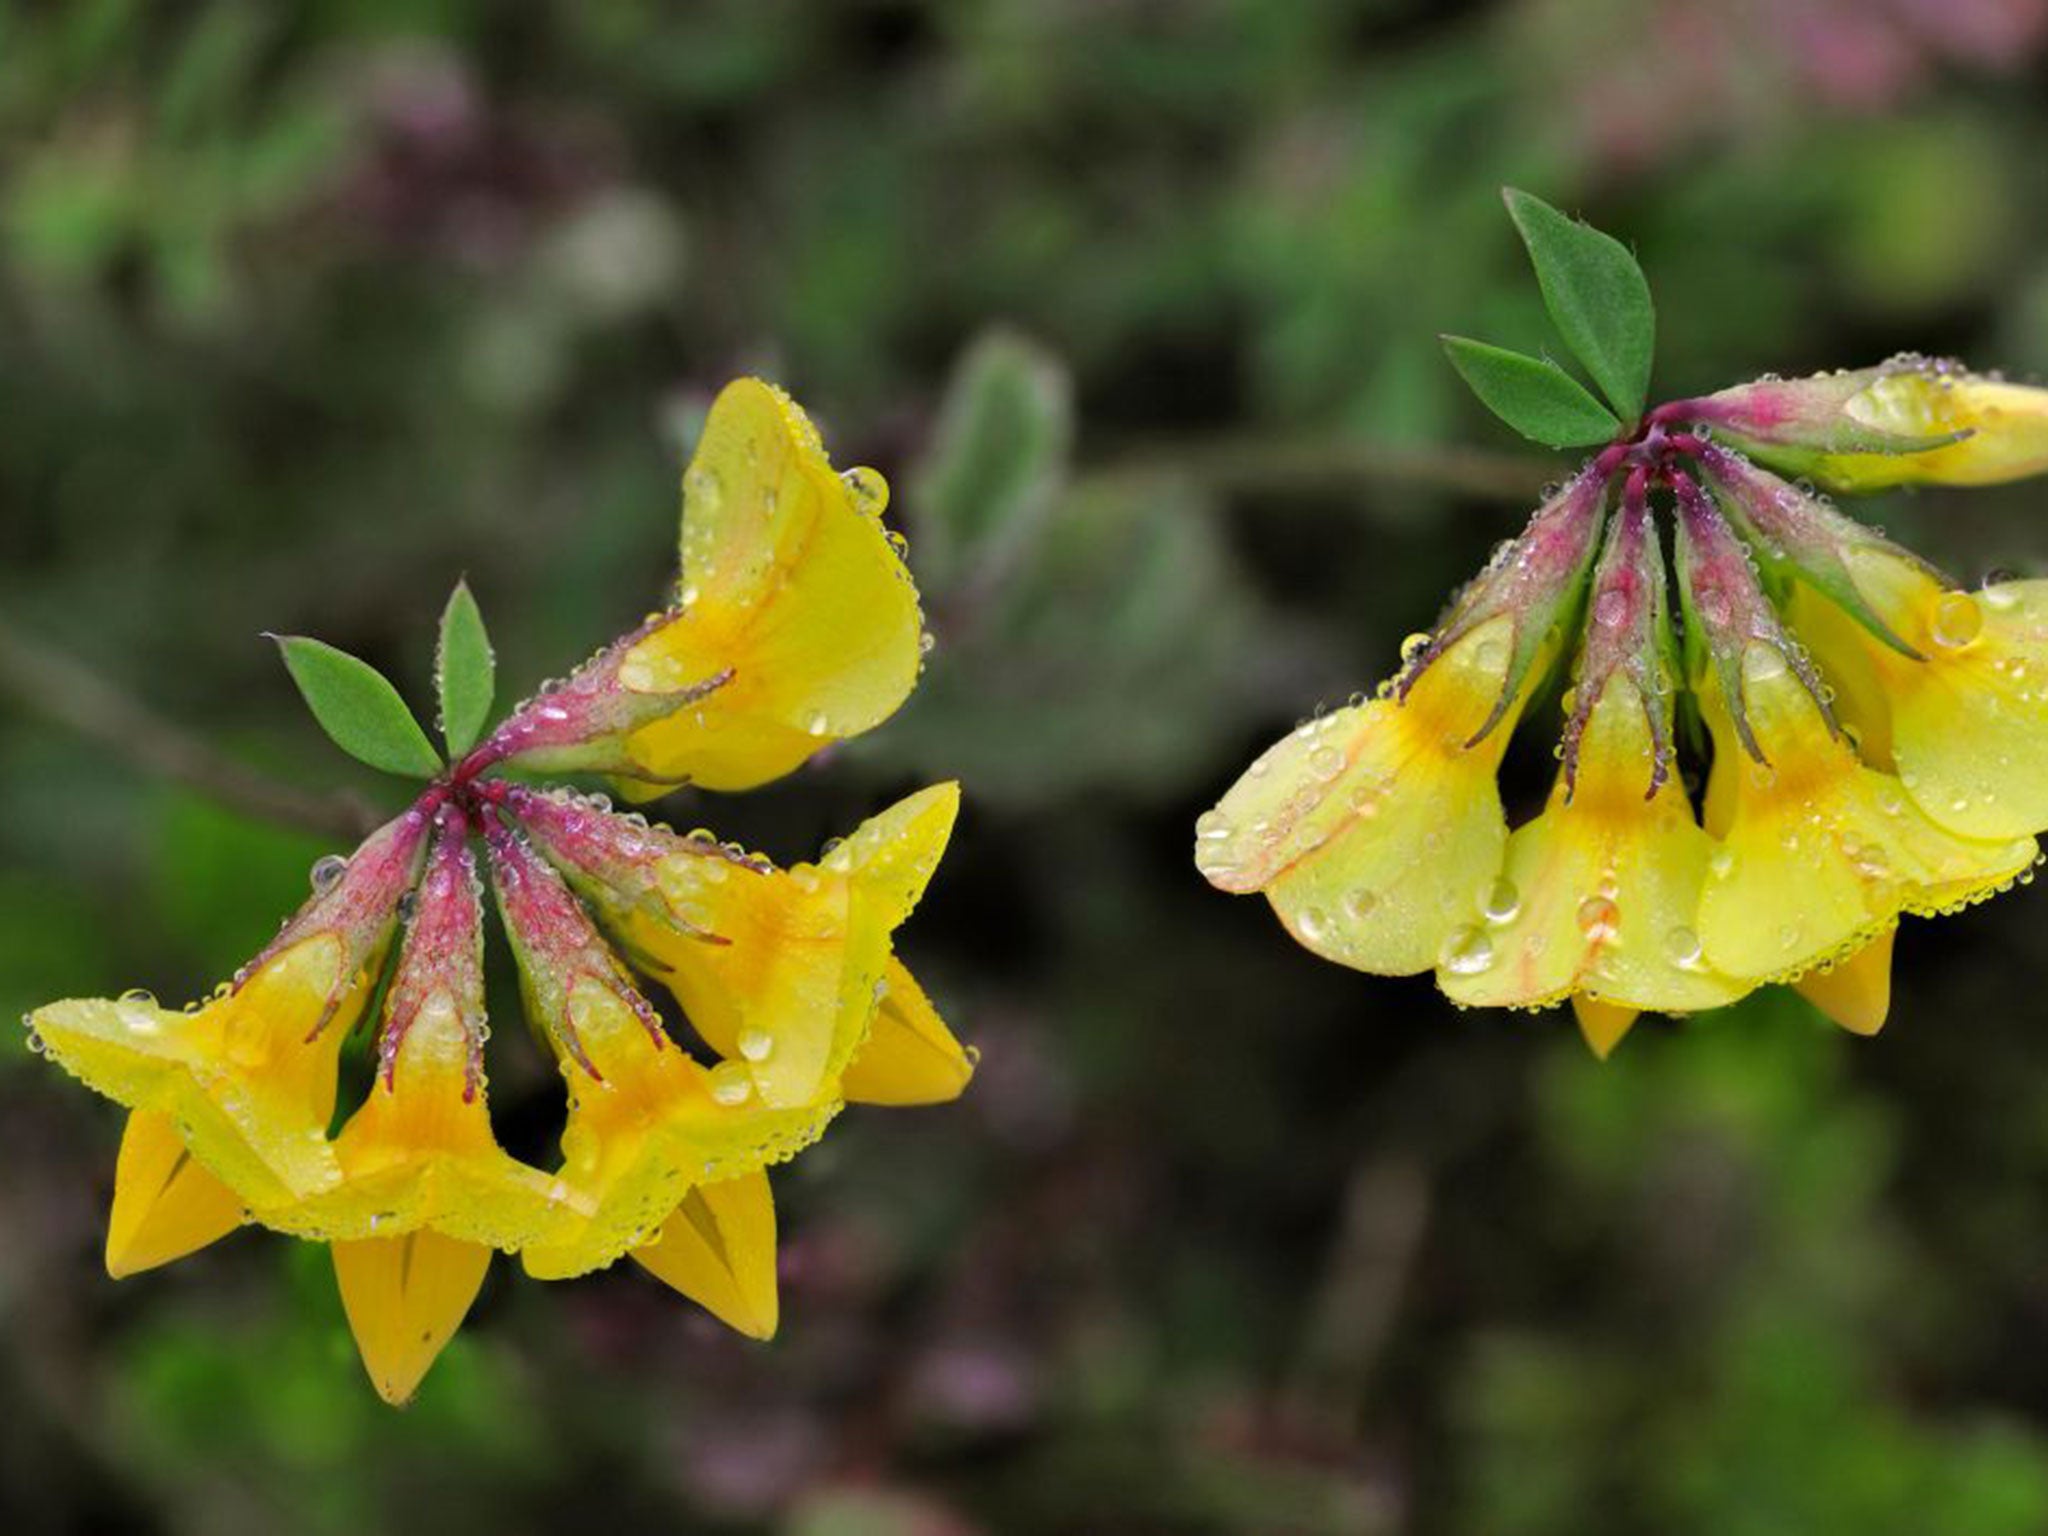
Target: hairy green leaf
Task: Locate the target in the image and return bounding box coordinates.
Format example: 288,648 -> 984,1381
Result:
435,579 -> 496,758
273,635 -> 443,779
1503,188 -> 1656,420
1441,336 -> 1623,449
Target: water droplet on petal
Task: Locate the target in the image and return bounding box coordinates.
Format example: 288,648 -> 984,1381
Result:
1482,877 -> 1521,924
1576,895 -> 1620,942
1440,925 -> 1494,975
1664,925 -> 1703,968
1929,590 -> 1984,650
707,1062 -> 753,1106
737,1028 -> 775,1063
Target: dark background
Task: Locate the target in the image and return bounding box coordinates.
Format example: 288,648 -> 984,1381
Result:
9,2 -> 2048,1532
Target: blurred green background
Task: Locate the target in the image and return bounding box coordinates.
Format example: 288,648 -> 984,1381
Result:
10,2 -> 2048,1532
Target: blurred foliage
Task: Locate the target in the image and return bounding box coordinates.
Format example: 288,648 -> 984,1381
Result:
10,1 -> 2048,1533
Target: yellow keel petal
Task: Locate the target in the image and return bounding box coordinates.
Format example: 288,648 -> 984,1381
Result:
1794,928 -> 1895,1036
1570,996 -> 1639,1060
332,1231 -> 491,1406
106,1109 -> 246,1278
631,1171 -> 779,1339
841,959 -> 974,1106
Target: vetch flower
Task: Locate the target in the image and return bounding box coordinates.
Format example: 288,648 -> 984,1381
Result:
24,378 -> 969,1404
1198,190 -> 2048,1055
467,378 -> 927,795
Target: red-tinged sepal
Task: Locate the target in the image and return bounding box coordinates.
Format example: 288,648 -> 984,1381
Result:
1398,464 -> 1610,746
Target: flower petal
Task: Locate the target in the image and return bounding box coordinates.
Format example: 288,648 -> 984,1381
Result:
1696,642 -> 2035,982
612,379 -> 925,792
1196,618 -> 1522,975
1793,928 -> 1895,1037
1440,682 -> 1747,1013
105,1109 -> 245,1278
1570,996 -> 1639,1060
839,958 -> 974,1106
332,1231 -> 491,1407
30,934 -> 368,1208
1799,549 -> 2048,842
630,1170 -> 778,1339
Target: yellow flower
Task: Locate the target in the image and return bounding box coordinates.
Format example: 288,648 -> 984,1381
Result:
468,378 -> 927,795
502,780 -> 970,1115
30,807 -> 430,1211
1693,356 -> 2048,493
1199,416 -> 2048,1054
22,374 -> 965,1404
485,814 -> 839,1283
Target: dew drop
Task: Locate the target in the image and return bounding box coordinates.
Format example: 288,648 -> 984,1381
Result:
1664,925 -> 1703,968
1593,588 -> 1630,630
1741,645 -> 1789,687
1929,590 -> 1984,650
1399,632 -> 1432,663
1482,877 -> 1521,924
309,854 -> 350,896
1296,906 -> 1332,944
1342,888 -> 1378,922
737,1028 -> 775,1063
707,1062 -> 753,1106
1440,925 -> 1494,975
1576,895 -> 1620,942
1308,744 -> 1344,780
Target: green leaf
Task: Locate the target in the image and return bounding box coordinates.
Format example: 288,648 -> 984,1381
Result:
1441,336 -> 1623,449
1502,188 -> 1655,420
435,579 -> 496,758
273,635 -> 443,779
913,328 -> 1074,588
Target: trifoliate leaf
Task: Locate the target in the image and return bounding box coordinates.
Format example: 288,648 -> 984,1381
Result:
1502,188 -> 1655,420
435,580 -> 495,758
273,636 -> 444,778
1441,336 -> 1623,449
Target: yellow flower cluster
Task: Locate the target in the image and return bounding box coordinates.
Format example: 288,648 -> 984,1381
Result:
1198,362 -> 2048,1057
26,381 -> 970,1404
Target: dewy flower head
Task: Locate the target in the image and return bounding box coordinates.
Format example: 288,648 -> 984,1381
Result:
1198,190 -> 2048,1058
24,379 -> 970,1404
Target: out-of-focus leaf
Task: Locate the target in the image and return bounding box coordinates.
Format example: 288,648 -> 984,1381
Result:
274,635 -> 443,779
435,579 -> 496,759
1442,336 -> 1621,448
1503,188 -> 1656,419
913,328 -> 1074,591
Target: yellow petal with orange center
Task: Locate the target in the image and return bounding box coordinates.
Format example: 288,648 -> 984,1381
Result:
266,992 -> 577,1248
610,379 -> 924,794
105,1109 -> 245,1278
519,976 -> 834,1281
1440,682 -> 1748,1014
1697,643 -> 2034,982
840,958 -> 974,1106
1570,996 -> 1640,1061
332,1230 -> 491,1407
1196,618 -> 1522,975
630,1170 -> 779,1339
1799,548 -> 2048,842
1793,928 -> 1895,1037
28,935 -> 375,1208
